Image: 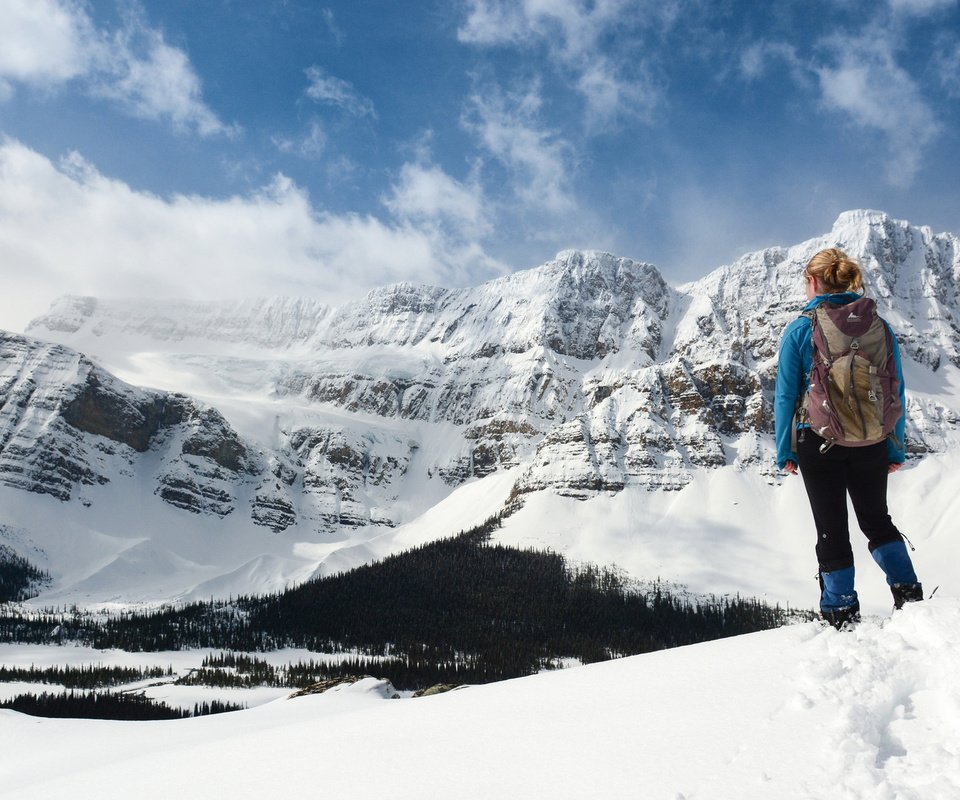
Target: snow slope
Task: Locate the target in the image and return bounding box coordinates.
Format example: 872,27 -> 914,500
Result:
2,435 -> 949,614
2,599 -> 957,799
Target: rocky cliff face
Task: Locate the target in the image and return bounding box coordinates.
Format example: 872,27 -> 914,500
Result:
0,334 -> 424,533
15,211 -> 960,525
1,334 -> 252,513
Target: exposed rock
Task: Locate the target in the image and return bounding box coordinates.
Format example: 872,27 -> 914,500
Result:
180,408 -> 253,474
1,334 -> 263,515
412,683 -> 466,697
288,676 -> 366,697
250,489 -> 297,532
154,461 -> 237,517
288,676 -> 400,700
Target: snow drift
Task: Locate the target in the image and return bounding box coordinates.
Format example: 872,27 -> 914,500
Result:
2,598 -> 957,799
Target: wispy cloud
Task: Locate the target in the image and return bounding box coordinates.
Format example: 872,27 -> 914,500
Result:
814,29 -> 940,186
458,0 -> 664,127
274,63 -> 375,163
92,10 -> 238,138
462,81 -> 575,214
739,41 -> 808,86
321,8 -> 345,46
738,16 -> 943,187
304,66 -> 377,119
887,0 -> 957,15
934,35 -> 960,97
272,120 -> 327,160
0,139 -> 506,332
457,0 -> 531,46
0,0 -> 236,138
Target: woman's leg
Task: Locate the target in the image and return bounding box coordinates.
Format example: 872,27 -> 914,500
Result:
796,433 -> 854,572
796,432 -> 859,622
845,441 -> 902,550
843,441 -> 922,607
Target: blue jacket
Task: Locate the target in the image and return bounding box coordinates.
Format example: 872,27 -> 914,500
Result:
773,292 -> 907,469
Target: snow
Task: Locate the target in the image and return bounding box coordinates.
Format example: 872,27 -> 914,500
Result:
1,599 -> 958,799
0,643 -> 395,709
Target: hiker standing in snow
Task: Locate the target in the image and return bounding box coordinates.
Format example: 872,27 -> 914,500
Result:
774,248 -> 923,629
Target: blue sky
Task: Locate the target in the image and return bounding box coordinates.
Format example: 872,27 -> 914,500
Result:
1,0 -> 959,331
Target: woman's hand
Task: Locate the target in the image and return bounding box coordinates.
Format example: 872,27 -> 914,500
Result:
784,460 -> 798,475
888,462 -> 903,474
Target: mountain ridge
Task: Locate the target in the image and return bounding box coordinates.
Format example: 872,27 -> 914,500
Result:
5,209 -> 960,606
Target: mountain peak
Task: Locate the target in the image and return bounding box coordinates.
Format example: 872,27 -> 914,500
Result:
548,248 -> 659,276
832,208 -> 891,229
552,248 -> 622,264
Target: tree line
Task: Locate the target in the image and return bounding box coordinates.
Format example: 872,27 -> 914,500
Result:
0,544 -> 50,602
0,516 -> 806,690
0,691 -> 244,721
0,663 -> 172,689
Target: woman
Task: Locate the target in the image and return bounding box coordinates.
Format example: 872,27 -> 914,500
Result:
774,248 -> 923,629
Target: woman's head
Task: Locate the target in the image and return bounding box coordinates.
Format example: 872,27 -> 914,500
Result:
804,248 -> 864,295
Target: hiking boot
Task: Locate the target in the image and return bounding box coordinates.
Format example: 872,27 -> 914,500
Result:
891,582 -> 923,610
821,602 -> 861,631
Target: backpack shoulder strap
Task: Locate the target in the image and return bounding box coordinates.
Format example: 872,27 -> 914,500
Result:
801,306 -> 835,362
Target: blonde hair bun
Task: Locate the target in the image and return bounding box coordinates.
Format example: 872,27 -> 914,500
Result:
805,248 -> 864,294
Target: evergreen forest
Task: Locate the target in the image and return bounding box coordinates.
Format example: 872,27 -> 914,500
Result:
0,543 -> 50,602
0,691 -> 244,720
0,519 -> 805,691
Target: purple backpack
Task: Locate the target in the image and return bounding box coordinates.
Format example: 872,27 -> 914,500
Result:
799,297 -> 902,452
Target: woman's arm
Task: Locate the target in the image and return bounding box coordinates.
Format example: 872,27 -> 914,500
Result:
774,318 -> 810,470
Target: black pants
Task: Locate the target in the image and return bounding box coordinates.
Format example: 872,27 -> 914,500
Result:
795,431 -> 903,572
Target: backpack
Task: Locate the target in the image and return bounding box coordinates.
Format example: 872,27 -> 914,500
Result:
797,296 -> 902,453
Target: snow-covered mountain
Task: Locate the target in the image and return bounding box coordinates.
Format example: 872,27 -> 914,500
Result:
4,210 -> 960,608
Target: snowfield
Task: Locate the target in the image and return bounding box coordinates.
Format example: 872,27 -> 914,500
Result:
2,599 -> 958,800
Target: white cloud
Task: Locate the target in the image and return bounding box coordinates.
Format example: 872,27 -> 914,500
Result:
305,66 -> 377,119
815,32 -> 940,186
458,0 -> 663,126
575,57 -> 659,131
459,0 -> 634,57
384,162 -> 489,238
463,82 -> 575,214
0,0 -> 95,86
0,140 -> 505,333
0,0 -> 234,137
457,0 -> 530,45
94,17 -> 237,137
